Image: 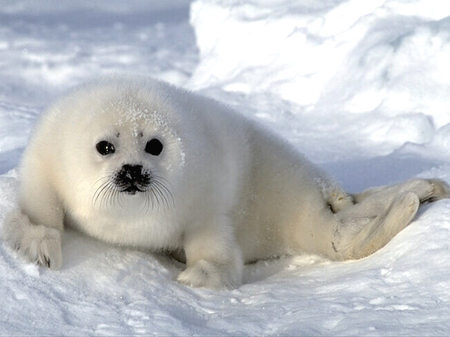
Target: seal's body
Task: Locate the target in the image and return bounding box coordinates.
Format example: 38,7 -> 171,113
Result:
2,78 -> 448,288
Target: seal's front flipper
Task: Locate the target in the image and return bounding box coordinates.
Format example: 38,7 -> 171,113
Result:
2,210 -> 63,269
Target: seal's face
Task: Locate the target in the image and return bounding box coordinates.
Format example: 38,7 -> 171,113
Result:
75,89 -> 183,214
92,136 -> 174,212
95,139 -> 162,195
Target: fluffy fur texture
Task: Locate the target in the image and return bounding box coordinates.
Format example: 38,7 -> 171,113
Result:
2,77 -> 449,289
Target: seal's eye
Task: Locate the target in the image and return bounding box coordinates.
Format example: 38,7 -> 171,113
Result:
96,141 -> 115,156
145,138 -> 163,156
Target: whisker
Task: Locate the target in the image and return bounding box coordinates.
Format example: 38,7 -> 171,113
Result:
148,188 -> 155,211
93,180 -> 111,207
153,177 -> 174,207
93,175 -> 111,185
115,187 -> 123,208
92,171 -> 174,213
151,185 -> 162,209
105,182 -> 116,208
92,171 -> 118,208
143,189 -> 150,213
153,182 -> 169,209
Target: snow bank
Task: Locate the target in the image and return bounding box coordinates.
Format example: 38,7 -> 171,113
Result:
190,0 -> 450,119
190,0 -> 450,159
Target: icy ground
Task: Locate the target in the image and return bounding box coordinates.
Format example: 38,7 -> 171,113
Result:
1,0 -> 450,335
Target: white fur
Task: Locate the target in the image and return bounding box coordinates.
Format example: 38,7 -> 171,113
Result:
2,77 -> 449,289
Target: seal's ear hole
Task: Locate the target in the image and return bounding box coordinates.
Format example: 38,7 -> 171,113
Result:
96,140 -> 116,156
145,138 -> 163,156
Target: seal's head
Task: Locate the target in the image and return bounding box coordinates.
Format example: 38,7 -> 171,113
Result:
55,79 -> 185,216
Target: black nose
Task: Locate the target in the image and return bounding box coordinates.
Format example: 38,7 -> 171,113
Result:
115,164 -> 150,194
121,164 -> 143,182
123,164 -> 142,175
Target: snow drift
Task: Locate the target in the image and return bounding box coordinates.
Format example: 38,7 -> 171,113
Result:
190,0 -> 450,161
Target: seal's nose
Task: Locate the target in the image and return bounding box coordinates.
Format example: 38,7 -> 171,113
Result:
115,164 -> 150,194
121,164 -> 143,182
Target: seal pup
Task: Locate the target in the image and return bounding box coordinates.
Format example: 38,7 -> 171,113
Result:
2,77 -> 449,289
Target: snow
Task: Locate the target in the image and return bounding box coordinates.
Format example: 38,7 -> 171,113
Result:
190,0 -> 450,162
1,0 -> 450,335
